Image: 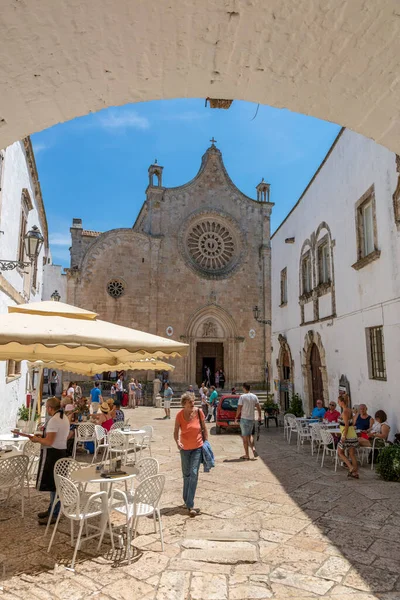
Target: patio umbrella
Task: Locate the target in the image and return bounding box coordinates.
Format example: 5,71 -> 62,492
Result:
0,300 -> 186,430
28,358 -> 175,378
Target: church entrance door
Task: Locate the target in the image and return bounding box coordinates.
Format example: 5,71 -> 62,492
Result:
310,343 -> 323,406
196,342 -> 224,387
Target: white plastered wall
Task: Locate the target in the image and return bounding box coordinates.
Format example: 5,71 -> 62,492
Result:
271,129 -> 400,438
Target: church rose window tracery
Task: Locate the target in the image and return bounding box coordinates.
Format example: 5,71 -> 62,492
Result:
106,279 -> 125,298
187,220 -> 235,271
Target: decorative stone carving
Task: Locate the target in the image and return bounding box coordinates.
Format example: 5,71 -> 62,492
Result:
202,320 -> 217,338
106,279 -> 125,298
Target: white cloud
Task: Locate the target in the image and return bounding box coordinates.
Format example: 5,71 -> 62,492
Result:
98,109 -> 150,131
32,142 -> 48,154
49,233 -> 70,246
162,111 -> 209,122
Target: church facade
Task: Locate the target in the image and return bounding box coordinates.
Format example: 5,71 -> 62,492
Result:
66,143 -> 273,388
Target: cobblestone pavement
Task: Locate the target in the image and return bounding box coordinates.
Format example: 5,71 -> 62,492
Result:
1,407 -> 400,600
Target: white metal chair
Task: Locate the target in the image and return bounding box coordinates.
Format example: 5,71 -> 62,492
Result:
0,455 -> 29,517
72,423 -> 96,459
110,421 -> 126,431
45,457 -> 85,536
359,437 -> 389,470
110,474 -> 165,563
310,423 -> 324,458
48,474 -> 114,571
320,429 -> 339,470
108,430 -> 135,465
295,420 -> 312,452
23,439 -> 41,482
131,434 -> 152,459
92,425 -> 109,463
286,415 -> 298,444
283,413 -> 295,441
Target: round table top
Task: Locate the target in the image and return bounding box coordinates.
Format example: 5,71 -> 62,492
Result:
72,464 -> 138,485
326,428 -> 361,435
118,428 -> 145,436
0,448 -> 22,459
0,433 -> 28,443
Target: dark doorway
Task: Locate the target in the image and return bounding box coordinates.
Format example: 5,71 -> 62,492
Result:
310,343 -> 323,406
280,350 -> 291,411
196,342 -> 224,387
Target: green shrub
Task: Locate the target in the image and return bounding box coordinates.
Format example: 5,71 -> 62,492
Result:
17,405 -> 39,421
262,394 -> 280,413
285,393 -> 304,417
375,445 -> 400,482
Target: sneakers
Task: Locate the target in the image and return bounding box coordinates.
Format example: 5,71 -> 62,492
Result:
37,510 -> 50,519
188,509 -> 197,518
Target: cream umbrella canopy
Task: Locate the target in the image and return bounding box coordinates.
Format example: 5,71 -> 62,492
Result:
28,358 -> 175,377
0,301 -> 186,430
0,301 -> 187,363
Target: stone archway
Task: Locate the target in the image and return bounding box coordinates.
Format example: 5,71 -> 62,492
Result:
276,334 -> 294,411
0,2 -> 399,154
301,330 -> 329,415
184,305 -> 239,387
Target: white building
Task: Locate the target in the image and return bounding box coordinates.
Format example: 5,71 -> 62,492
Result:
0,138 -> 48,432
271,128 -> 400,439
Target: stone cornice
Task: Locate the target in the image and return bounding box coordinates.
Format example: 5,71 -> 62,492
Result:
22,137 -> 49,251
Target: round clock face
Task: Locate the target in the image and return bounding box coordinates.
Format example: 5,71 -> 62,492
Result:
166,326 -> 174,337
249,329 -> 256,339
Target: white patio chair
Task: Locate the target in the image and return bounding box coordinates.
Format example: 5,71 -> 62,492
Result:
72,423 -> 96,459
286,415 -> 298,444
108,430 -> 135,466
320,429 -> 339,470
45,457 -> 85,536
130,434 -> 152,459
92,425 -> 109,464
48,474 -> 114,571
110,474 -> 165,563
295,420 -> 312,452
0,455 -> 29,517
110,421 -> 126,431
310,423 -> 324,458
126,457 -> 159,495
23,439 -> 41,483
359,437 -> 390,470
283,413 -> 294,441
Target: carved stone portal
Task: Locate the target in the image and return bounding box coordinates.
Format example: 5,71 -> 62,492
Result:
202,320 -> 217,338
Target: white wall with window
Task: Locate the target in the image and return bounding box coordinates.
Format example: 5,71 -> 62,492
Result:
0,139 -> 48,433
271,128 -> 400,437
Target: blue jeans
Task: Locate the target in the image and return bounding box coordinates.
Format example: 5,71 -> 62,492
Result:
49,491 -> 60,516
180,447 -> 202,509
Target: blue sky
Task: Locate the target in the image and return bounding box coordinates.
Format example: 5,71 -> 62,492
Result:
31,99 -> 341,266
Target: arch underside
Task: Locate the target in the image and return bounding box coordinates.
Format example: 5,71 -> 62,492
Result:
0,1 -> 399,152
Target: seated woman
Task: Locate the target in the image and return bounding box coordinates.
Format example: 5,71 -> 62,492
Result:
359,410 -> 390,447
355,404 -> 374,431
96,402 -> 114,432
113,405 -> 125,423
325,401 -> 341,422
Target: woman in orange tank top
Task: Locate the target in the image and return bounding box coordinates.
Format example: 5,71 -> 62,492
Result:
174,392 -> 208,517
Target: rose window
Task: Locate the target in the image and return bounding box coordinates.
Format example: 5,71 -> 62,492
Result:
187,221 -> 235,271
106,279 -> 125,298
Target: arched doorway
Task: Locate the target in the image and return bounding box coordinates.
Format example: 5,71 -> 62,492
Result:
277,334 -> 294,411
310,343 -> 324,407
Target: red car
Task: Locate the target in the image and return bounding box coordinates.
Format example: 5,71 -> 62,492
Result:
216,394 -> 240,434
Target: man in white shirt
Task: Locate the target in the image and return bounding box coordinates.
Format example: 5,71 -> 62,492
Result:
235,383 -> 262,460
115,376 -> 124,407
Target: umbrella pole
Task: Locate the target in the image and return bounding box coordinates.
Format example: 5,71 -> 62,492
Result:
29,365 -> 43,433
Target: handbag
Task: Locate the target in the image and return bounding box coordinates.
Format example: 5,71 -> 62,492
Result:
197,408 -> 206,442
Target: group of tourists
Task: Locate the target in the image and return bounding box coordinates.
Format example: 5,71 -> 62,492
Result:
311,395 -> 391,479
203,366 -> 225,388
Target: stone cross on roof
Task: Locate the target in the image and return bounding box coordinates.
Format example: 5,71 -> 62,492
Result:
210,137 -> 217,145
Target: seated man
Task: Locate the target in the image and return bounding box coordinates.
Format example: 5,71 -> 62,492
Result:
325,401 -> 340,422
311,399 -> 326,419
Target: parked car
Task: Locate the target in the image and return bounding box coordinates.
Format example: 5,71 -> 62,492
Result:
216,394 -> 240,434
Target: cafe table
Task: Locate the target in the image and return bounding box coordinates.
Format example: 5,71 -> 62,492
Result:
326,428 -> 361,435
0,433 -> 28,449
72,464 -> 139,545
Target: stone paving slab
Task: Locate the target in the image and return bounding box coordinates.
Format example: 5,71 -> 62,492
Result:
0,407 -> 399,599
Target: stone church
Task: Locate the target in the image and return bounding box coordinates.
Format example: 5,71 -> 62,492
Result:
67,142 -> 273,388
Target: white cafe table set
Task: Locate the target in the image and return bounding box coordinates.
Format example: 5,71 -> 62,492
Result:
0,433 -> 28,451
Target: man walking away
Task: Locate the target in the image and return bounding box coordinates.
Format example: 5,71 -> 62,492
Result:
90,381 -> 102,414
115,376 -> 124,407
206,386 -> 218,423
163,382 -> 173,419
235,383 -> 261,460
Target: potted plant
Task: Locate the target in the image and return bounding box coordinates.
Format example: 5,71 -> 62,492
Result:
16,405 -> 38,432
375,445 -> 400,482
262,394 -> 280,415
285,393 -> 304,417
